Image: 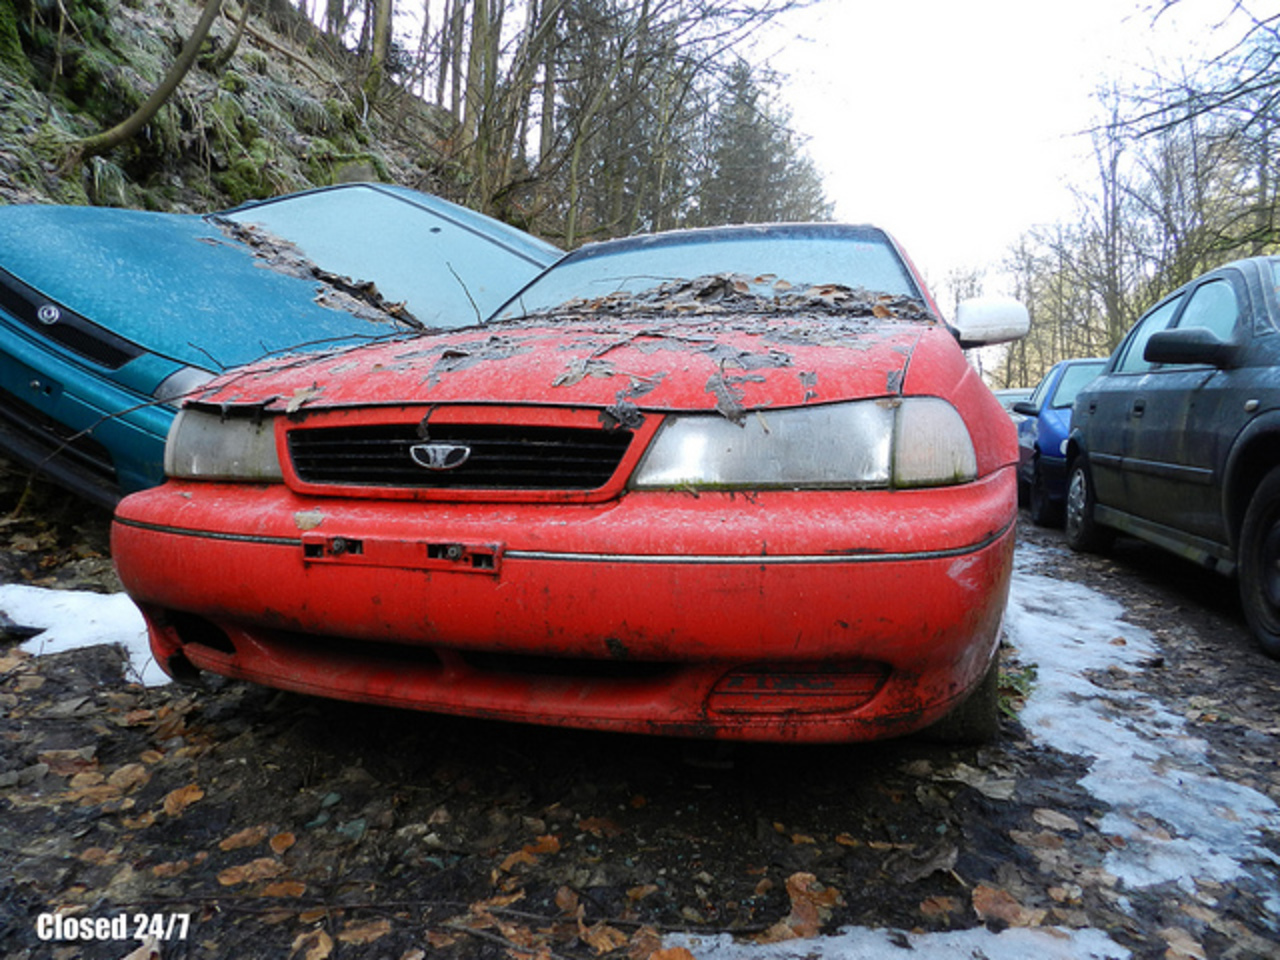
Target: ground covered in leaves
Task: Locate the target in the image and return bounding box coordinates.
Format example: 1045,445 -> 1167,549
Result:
1,463 -> 1278,960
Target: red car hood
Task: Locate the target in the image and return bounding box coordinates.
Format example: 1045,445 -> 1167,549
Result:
191,313 -> 944,415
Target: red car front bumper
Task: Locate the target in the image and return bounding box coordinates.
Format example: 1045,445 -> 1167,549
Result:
112,471 -> 1016,742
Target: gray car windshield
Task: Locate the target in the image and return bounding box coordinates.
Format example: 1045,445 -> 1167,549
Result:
220,185 -> 554,329
491,228 -> 921,321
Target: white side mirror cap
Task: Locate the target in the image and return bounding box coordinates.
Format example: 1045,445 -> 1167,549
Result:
953,296 -> 1030,348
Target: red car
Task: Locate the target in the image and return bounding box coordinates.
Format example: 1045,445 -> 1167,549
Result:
112,224 -> 1028,743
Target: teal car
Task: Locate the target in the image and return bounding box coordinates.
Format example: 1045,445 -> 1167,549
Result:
0,183 -> 558,506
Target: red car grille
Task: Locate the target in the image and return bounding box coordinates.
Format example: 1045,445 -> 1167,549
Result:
287,422 -> 634,490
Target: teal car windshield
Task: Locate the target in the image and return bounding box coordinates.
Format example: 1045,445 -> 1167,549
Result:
491,225 -> 922,321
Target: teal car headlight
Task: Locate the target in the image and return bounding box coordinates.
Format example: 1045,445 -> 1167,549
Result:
153,365 -> 217,405
164,407 -> 283,481
631,398 -> 976,489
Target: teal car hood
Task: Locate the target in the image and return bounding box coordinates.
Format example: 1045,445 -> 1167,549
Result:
0,185 -> 559,373
0,204 -> 423,371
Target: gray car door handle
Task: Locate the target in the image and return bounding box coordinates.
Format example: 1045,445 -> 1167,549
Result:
1131,399 -> 1146,417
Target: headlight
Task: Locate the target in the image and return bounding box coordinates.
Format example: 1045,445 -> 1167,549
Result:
153,366 -> 217,405
891,397 -> 978,487
164,407 -> 283,481
631,398 -> 975,489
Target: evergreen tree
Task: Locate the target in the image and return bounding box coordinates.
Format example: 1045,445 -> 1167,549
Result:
695,61 -> 832,226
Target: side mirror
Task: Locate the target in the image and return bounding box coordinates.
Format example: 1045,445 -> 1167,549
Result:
1144,327 -> 1237,368
1011,400 -> 1039,417
954,297 -> 1030,348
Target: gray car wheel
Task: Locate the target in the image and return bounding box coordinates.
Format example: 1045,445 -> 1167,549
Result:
1238,466 -> 1280,659
1064,458 -> 1112,552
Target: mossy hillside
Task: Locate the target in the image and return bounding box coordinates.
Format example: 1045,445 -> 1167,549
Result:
0,0 -> 450,212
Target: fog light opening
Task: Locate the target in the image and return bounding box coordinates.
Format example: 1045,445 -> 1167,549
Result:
708,661 -> 889,715
168,611 -> 236,656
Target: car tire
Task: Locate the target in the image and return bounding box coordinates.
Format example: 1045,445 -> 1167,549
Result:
1064,458 -> 1112,553
1237,467 -> 1280,659
1028,459 -> 1063,528
919,654 -> 1001,744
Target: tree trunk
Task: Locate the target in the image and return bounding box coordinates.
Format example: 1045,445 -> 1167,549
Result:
363,0 -> 393,99
66,0 -> 225,169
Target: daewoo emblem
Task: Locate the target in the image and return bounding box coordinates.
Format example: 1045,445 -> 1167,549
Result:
409,442 -> 471,471
36,304 -> 61,325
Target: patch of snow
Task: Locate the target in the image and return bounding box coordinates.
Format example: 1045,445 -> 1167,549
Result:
670,924 -> 1130,959
0,583 -> 164,687
1008,544 -> 1280,893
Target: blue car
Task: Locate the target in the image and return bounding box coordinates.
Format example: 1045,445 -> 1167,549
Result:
0,183 -> 558,507
1014,358 -> 1106,525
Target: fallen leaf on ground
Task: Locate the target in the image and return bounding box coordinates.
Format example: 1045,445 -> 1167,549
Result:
752,872 -> 843,943
220,825 -> 269,851
919,895 -> 962,918
218,857 -> 287,886
626,926 -> 664,959
555,886 -> 580,915
499,834 -> 560,872
1159,926 -> 1208,960
1032,808 -> 1080,832
262,880 -> 307,898
945,763 -> 1016,800
118,936 -> 160,960
578,816 -> 623,837
338,918 -> 392,944
106,763 -> 150,792
78,847 -> 119,865
162,783 -> 204,817
579,920 -> 629,954
882,841 -> 958,883
289,928 -> 333,960
39,748 -> 97,776
972,883 -> 1047,927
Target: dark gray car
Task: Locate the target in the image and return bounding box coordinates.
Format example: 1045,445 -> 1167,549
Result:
1065,255 -> 1280,658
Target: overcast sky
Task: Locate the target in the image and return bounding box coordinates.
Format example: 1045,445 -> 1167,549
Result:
761,0 -> 1253,296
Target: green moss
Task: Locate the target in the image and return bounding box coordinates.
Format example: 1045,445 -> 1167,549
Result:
219,70 -> 249,95
243,50 -> 268,75
0,2 -> 26,74
324,97 -> 358,132
209,88 -> 251,143
303,139 -> 389,186
216,137 -> 295,205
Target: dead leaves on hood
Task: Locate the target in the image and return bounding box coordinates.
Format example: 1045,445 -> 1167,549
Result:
535,273 -> 934,323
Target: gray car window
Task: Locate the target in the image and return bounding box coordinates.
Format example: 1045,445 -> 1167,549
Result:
1175,278 -> 1238,342
1116,295 -> 1183,374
